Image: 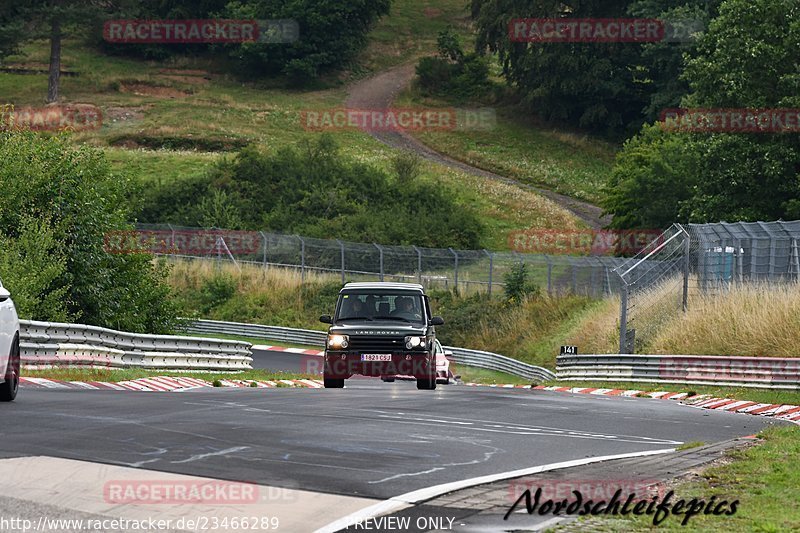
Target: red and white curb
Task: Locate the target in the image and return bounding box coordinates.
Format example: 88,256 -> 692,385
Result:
252,345 -> 324,356
20,376 -> 324,392
532,385 -> 800,426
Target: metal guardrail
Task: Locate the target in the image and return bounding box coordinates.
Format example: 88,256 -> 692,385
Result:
183,319 -> 557,383
557,354 -> 800,389
186,319 -> 327,347
19,320 -> 253,371
445,346 -> 556,383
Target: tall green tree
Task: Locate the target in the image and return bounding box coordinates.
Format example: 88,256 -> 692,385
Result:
1,0 -> 129,102
471,0 -> 716,135
224,0 -> 391,82
604,0 -> 800,226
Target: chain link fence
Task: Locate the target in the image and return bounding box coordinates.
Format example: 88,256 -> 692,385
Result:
617,221 -> 800,353
132,223 -> 630,297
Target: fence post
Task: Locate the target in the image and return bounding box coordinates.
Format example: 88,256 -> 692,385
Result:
374,243 -> 384,282
737,238 -> 743,284
336,239 -> 345,284
619,280 -> 629,354
484,249 -> 493,297
449,248 -> 459,292
793,239 -> 800,282
412,246 -> 422,284
168,223 -> 176,251
571,261 -> 577,294
682,232 -> 690,312
260,231 -> 268,269
546,255 -> 552,295
768,239 -> 777,280
296,236 -> 306,282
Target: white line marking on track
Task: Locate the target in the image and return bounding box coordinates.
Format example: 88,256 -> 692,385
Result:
314,448 -> 676,533
170,446 -> 250,464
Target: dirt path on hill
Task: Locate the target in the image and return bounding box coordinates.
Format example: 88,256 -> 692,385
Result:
345,62 -> 611,229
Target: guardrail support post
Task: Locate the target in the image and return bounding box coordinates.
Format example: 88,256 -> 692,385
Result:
484,249 -> 493,297
374,243 -> 384,282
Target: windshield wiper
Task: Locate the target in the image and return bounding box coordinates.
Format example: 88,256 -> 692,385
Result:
372,316 -> 413,322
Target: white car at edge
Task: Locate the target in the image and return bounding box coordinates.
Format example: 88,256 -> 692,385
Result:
0,281 -> 20,402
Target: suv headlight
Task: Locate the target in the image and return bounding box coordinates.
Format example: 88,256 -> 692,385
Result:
405,336 -> 425,350
327,334 -> 349,349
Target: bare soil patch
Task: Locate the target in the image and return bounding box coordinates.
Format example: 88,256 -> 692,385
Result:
118,83 -> 190,98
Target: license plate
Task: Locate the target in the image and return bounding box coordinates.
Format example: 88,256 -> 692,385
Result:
361,354 -> 392,362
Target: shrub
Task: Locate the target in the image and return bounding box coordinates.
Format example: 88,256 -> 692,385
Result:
416,57 -> 454,93
503,263 -> 540,302
140,137 -> 484,249
415,29 -> 491,100
0,131 -> 179,332
199,273 -> 238,313
392,152 -> 422,184
0,217 -> 71,322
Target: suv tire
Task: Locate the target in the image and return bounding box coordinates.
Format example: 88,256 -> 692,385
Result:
416,377 -> 436,390
0,335 -> 20,402
324,377 -> 345,388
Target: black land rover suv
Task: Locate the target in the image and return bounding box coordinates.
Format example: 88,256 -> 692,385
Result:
319,282 -> 445,390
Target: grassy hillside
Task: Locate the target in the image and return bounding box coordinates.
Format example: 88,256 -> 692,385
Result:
0,0 -> 621,251
0,33 -> 584,250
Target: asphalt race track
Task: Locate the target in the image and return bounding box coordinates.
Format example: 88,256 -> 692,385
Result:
250,347 -> 317,373
0,378 -> 782,531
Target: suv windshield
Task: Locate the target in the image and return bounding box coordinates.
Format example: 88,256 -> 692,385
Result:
336,291 -> 426,323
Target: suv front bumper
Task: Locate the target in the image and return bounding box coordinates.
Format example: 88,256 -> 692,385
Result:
324,351 -> 435,379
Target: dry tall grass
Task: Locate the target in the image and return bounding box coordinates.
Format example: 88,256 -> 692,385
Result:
166,259 -> 340,330
455,294 -> 601,368
562,296 -> 620,355
648,283 -> 800,357
168,259 -> 336,292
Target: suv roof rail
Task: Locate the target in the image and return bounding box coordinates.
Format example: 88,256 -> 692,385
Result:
342,282 -> 425,290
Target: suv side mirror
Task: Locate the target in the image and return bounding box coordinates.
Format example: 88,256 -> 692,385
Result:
0,287 -> 10,302
430,316 -> 444,326
319,315 -> 333,324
